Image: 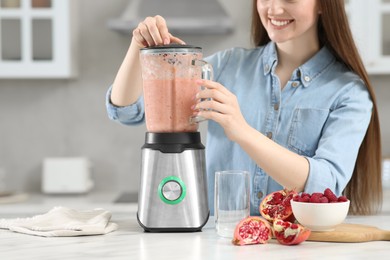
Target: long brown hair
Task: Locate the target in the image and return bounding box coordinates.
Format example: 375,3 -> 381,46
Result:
251,0 -> 382,215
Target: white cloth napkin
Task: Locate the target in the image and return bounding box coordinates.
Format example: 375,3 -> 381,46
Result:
0,206 -> 118,237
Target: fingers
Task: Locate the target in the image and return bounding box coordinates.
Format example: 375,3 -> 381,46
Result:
195,108 -> 225,122
193,80 -> 247,142
169,34 -> 186,45
196,79 -> 231,96
132,15 -> 185,47
196,88 -> 226,105
132,29 -> 147,48
194,99 -> 229,115
136,22 -> 154,47
195,79 -> 232,102
194,80 -> 233,114
145,15 -> 172,45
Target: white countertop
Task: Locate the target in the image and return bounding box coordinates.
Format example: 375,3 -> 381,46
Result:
1,191 -> 390,260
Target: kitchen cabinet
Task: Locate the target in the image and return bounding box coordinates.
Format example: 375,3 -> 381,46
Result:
345,0 -> 390,74
0,0 -> 77,78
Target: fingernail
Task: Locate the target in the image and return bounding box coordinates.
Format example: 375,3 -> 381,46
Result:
164,38 -> 170,45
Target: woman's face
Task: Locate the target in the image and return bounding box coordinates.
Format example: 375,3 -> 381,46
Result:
257,0 -> 320,44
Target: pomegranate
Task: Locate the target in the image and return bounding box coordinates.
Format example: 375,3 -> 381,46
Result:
273,218 -> 311,245
232,216 -> 272,246
260,189 -> 297,223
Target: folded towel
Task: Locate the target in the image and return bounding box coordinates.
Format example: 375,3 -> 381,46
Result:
0,206 -> 118,237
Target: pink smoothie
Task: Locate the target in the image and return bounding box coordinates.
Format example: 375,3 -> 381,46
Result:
143,78 -> 198,132
140,50 -> 202,133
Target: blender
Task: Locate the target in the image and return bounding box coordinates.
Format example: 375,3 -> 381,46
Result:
137,44 -> 212,232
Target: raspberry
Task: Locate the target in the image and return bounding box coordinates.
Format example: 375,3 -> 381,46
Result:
296,189 -> 349,203
309,193 -> 322,203
337,196 -> 348,202
324,188 -> 338,202
319,197 -> 329,203
301,192 -> 311,198
300,195 -> 310,203
311,192 -> 323,198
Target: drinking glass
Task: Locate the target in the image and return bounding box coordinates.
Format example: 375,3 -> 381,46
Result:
214,170 -> 250,238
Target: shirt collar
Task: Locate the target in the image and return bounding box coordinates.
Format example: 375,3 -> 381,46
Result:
262,42 -> 278,75
262,42 -> 336,87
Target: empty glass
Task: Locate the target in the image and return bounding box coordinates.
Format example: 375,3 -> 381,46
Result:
214,170 -> 250,238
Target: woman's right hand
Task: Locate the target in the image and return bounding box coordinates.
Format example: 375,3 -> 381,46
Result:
132,15 -> 186,48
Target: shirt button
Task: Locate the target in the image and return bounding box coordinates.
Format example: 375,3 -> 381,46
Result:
304,76 -> 311,82
265,64 -> 270,73
257,191 -> 263,199
292,82 -> 299,88
266,132 -> 273,139
274,103 -> 279,111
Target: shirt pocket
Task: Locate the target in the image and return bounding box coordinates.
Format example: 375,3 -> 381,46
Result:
288,108 -> 330,157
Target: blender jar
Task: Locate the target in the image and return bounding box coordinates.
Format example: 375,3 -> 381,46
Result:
140,45 -> 212,133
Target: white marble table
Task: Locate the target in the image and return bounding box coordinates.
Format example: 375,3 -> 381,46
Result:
1,192 -> 389,260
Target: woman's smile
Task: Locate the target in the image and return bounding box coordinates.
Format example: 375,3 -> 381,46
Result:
269,18 -> 294,29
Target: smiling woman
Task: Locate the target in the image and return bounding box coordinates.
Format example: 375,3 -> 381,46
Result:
106,0 -> 382,217
251,0 -> 382,215
257,0 -> 320,45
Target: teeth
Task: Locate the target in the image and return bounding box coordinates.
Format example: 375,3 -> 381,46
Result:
271,19 -> 291,26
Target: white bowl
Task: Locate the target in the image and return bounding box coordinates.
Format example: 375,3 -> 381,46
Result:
291,200 -> 350,231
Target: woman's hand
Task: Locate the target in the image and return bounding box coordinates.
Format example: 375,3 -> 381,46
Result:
194,79 -> 251,142
132,15 -> 186,48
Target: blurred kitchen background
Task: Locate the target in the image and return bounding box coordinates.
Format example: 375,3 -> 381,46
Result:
0,0 -> 389,196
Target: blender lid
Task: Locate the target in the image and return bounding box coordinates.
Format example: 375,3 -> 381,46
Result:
140,44 -> 202,54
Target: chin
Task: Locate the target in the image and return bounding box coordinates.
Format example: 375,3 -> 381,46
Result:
266,31 -> 289,43
268,36 -> 291,44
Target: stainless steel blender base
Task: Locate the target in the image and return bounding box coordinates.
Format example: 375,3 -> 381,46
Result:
137,145 -> 209,232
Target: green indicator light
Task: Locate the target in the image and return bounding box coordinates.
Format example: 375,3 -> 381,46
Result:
158,176 -> 186,205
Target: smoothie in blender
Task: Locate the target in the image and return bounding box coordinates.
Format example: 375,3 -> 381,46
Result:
143,78 -> 198,132
140,48 -> 202,133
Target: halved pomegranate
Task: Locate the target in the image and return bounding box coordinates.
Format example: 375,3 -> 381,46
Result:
232,216 -> 272,246
260,189 -> 297,223
273,218 -> 311,245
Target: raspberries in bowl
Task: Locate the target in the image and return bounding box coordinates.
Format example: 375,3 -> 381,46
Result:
293,188 -> 349,203
291,188 -> 350,231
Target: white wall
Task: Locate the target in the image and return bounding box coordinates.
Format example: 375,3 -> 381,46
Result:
0,0 -> 389,193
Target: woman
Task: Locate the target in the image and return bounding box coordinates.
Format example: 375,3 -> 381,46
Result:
106,0 -> 382,215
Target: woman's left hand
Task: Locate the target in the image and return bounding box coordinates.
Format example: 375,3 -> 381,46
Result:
193,79 -> 250,142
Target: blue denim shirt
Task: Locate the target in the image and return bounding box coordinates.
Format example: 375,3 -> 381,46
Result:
106,42 -> 372,216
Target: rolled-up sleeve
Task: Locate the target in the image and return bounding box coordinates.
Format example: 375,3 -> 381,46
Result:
304,81 -> 373,196
105,85 -> 145,125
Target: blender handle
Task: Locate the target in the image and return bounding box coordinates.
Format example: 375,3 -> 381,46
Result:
202,63 -> 214,81
190,60 -> 214,124
192,60 -> 214,81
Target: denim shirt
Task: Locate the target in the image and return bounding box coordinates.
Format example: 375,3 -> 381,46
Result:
106,42 -> 372,216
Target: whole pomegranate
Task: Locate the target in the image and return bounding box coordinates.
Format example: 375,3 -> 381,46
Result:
260,189 -> 297,223
273,218 -> 311,245
232,216 -> 272,246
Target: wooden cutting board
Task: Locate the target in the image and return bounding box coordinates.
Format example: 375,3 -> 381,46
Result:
307,223 -> 390,242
